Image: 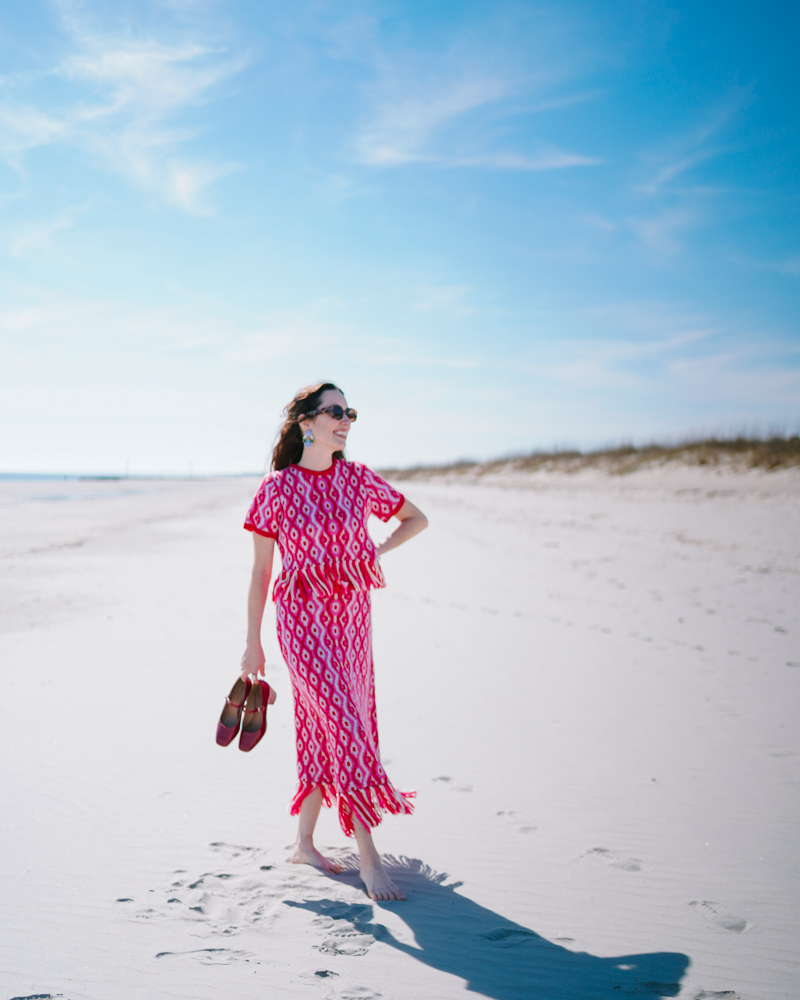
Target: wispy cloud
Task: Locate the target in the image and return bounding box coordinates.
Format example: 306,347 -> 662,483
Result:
452,146 -> 600,170
414,284 -> 475,315
9,202 -> 91,256
354,73 -> 600,170
625,208 -> 696,254
340,7 -> 602,175
0,102 -> 70,169
635,88 -> 751,196
355,77 -> 503,166
669,348 -> 800,407
772,256 -> 800,277
612,88 -> 754,255
728,251 -> 800,279
0,9 -> 245,212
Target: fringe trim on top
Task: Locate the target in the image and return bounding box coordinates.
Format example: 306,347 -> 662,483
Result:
290,781 -> 415,838
273,556 -> 385,603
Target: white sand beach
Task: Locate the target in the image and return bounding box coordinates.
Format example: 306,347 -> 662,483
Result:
1,466 -> 798,1000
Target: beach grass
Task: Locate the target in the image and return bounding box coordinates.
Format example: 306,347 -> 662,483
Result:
380,434 -> 800,480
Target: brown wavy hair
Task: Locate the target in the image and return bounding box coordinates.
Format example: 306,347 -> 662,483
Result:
271,382 -> 345,472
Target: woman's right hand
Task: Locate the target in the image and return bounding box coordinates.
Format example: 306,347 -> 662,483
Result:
241,641 -> 265,681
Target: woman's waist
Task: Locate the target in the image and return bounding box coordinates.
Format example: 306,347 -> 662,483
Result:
273,556 -> 385,600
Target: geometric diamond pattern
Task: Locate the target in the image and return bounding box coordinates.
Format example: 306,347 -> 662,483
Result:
244,460 -> 414,835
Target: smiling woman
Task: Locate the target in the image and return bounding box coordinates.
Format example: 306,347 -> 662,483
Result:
238,381 -> 428,901
271,383 -> 353,472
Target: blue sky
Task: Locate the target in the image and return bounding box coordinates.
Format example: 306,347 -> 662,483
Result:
0,0 -> 798,474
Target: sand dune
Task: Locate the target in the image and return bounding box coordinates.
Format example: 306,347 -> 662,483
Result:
0,467 -> 798,999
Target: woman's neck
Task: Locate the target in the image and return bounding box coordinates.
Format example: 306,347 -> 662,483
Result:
296,447 -> 336,471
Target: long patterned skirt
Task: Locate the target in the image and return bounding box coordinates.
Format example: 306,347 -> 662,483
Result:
275,588 -> 414,837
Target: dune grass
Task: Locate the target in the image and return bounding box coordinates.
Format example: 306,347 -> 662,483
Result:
380,435 -> 800,480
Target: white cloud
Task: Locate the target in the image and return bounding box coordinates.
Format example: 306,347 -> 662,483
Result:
354,74 -> 599,170
414,285 -> 475,315
582,213 -> 616,232
347,22 -> 600,173
452,147 -> 600,170
626,208 -> 695,255
723,249 -> 800,279
669,350 -> 800,407
356,77 -> 508,166
635,88 -> 752,196
0,103 -> 66,166
0,15 -> 245,212
748,254 -> 800,278
1,289 -> 798,471
9,202 -> 91,256
772,256 -> 800,277
601,88 -> 755,257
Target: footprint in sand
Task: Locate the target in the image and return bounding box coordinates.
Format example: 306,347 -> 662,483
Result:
143,871 -> 281,933
432,775 -> 473,792
208,840 -> 261,858
319,936 -> 375,957
584,847 -> 645,871
479,927 -> 538,947
118,842 -> 399,968
325,987 -> 384,1000
117,842 -> 294,935
689,900 -> 750,933
293,900 -> 386,957
155,947 -> 256,965
496,810 -> 537,834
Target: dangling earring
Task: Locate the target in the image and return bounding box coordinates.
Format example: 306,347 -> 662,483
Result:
302,428 -> 314,448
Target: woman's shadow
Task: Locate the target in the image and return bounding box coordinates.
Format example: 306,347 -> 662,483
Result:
286,856 -> 689,999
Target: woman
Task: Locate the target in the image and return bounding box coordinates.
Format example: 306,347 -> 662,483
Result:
241,382 -> 428,901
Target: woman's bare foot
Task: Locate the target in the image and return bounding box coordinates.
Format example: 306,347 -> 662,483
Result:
289,840 -> 343,874
360,860 -> 406,901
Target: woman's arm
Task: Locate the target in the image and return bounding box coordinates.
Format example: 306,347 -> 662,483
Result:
375,499 -> 428,558
241,533 -> 275,681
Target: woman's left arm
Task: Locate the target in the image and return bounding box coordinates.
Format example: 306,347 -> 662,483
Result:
375,499 -> 428,557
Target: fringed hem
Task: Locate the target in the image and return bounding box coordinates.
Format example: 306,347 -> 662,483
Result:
289,781 -> 415,838
273,557 -> 385,603
290,781 -> 336,817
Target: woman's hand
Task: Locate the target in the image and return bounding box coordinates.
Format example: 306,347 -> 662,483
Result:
241,641 -> 265,681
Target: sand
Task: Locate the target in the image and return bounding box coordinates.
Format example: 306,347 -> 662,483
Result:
0,466 -> 798,1000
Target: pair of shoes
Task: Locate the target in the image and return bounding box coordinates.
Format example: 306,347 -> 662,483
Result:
216,677 -> 271,751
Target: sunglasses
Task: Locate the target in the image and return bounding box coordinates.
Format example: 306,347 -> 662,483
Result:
306,404 -> 358,423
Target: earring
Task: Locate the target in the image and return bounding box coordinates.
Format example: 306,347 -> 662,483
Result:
302,428 -> 314,448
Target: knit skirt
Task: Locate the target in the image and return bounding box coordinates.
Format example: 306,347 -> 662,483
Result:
275,588 -> 414,836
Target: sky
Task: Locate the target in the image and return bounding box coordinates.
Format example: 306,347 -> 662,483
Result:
0,0 -> 798,474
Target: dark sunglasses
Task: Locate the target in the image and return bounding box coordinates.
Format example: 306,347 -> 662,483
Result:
306,404 -> 358,422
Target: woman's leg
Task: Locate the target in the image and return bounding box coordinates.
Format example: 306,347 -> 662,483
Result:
289,786 -> 344,873
352,815 -> 406,901
289,789 -> 405,899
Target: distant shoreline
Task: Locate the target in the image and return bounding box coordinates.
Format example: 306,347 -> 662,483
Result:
4,435 -> 799,482
0,472 -> 261,482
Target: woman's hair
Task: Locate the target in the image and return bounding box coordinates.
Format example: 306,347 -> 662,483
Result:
271,382 -> 345,471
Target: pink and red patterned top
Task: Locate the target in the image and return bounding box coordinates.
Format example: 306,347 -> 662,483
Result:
244,460 -> 405,603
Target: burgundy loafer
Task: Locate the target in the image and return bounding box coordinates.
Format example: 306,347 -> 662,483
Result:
216,676 -> 252,747
239,680 -> 271,752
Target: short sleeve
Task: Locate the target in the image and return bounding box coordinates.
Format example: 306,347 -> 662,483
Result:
244,475 -> 282,538
360,465 -> 405,522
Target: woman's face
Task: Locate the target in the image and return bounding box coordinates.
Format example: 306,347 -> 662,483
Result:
302,388 -> 353,451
